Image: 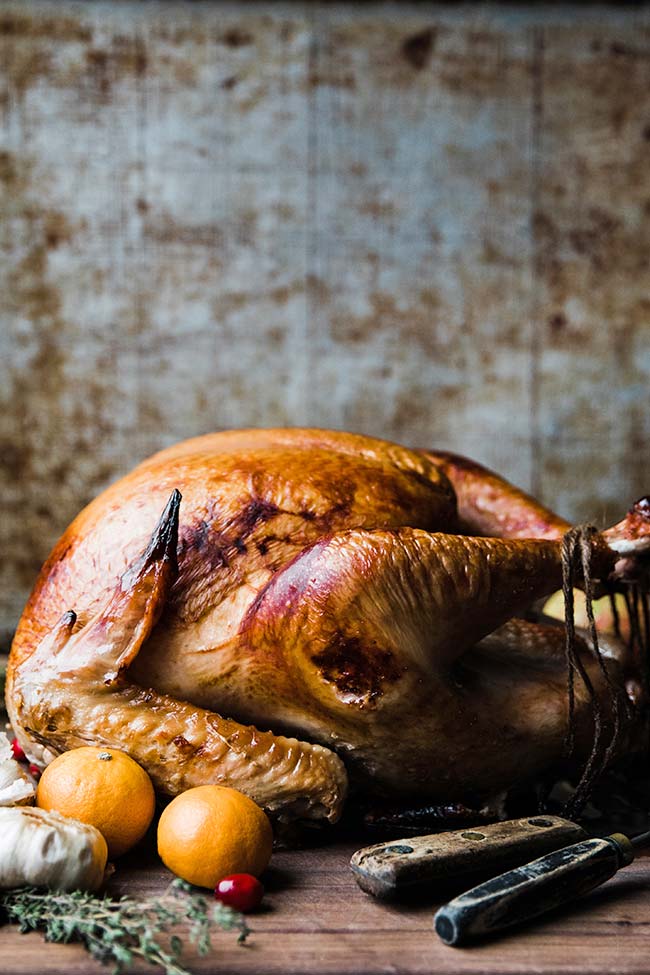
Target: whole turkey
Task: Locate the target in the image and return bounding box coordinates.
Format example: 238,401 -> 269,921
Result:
7,429 -> 650,824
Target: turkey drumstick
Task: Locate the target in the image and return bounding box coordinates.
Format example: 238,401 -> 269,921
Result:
421,450 -> 571,540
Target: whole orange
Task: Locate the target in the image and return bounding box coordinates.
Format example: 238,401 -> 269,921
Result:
157,785 -> 273,888
36,746 -> 155,858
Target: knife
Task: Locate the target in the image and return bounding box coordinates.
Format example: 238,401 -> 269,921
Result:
350,815 -> 586,900
434,827 -> 650,945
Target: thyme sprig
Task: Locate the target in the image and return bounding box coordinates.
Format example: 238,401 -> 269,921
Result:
0,878 -> 249,975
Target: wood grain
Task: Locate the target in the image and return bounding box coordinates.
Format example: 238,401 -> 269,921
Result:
1,3 -> 649,643
2,840 -> 650,974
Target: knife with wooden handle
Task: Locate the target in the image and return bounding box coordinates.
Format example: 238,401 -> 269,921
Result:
350,816 -> 586,899
434,830 -> 642,946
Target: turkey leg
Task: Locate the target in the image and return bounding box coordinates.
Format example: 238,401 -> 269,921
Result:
423,451 -> 650,583
248,527 -> 617,675
421,450 -> 572,540
239,526 -> 641,802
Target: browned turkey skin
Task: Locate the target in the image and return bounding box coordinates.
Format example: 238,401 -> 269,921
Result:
7,429 -> 650,824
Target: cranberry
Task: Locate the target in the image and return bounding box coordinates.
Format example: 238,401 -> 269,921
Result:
28,763 -> 41,780
214,874 -> 264,913
11,740 -> 27,763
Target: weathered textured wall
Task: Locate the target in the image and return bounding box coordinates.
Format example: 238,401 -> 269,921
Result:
1,2 -> 650,643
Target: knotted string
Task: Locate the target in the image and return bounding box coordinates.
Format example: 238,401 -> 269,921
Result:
561,525 -> 628,818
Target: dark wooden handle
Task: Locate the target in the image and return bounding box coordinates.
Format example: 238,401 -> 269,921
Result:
434,834 -> 634,946
350,815 -> 586,899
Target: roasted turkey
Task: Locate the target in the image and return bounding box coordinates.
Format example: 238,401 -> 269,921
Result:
7,429 -> 650,824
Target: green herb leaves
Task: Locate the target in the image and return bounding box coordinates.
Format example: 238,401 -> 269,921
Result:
0,878 -> 250,975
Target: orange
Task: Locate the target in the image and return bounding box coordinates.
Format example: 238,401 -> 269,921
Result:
157,785 -> 273,889
36,746 -> 155,858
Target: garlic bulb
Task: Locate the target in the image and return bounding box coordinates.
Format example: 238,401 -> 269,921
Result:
0,733 -> 35,806
0,807 -> 108,891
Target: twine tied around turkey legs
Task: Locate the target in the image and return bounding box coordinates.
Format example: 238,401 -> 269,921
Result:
561,525 -> 627,818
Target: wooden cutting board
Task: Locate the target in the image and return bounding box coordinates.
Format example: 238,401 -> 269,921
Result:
1,839 -> 650,975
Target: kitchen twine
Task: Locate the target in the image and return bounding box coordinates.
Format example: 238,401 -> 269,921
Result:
561,525 -> 650,817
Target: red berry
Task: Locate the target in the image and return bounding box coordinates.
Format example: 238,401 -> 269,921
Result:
11,740 -> 26,763
214,874 -> 264,913
28,763 -> 41,780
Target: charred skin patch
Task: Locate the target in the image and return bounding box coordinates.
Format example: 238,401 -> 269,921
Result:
312,634 -> 404,706
176,497 -> 279,581
237,496 -> 280,531
179,519 -> 227,569
173,493 -> 332,621
174,491 -> 357,613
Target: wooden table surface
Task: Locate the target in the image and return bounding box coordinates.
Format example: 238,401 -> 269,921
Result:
2,836 -> 650,975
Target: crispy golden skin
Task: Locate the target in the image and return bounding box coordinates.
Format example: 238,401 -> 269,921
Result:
7,429 -> 650,822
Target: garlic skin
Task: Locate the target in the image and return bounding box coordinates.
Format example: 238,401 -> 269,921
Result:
0,733 -> 35,807
0,807 -> 108,891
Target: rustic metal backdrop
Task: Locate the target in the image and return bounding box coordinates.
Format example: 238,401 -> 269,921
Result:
1,1 -> 649,644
